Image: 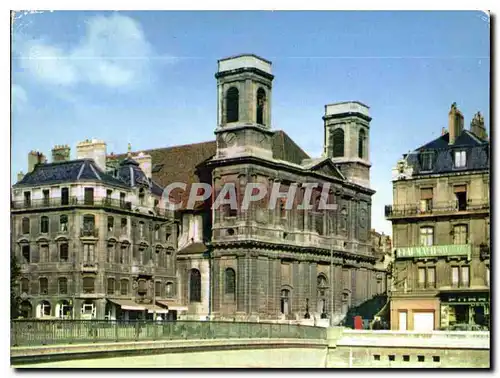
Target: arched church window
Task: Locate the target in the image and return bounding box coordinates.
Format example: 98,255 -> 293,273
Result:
280,289 -> 290,315
332,129 -> 344,157
256,88 -> 266,125
358,128 -> 366,159
225,268 -> 236,295
226,87 -> 239,123
189,269 -> 201,303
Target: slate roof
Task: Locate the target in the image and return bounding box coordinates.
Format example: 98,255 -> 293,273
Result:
109,130 -> 311,188
116,157 -> 164,196
108,130 -> 311,209
406,129 -> 489,176
14,159 -> 129,188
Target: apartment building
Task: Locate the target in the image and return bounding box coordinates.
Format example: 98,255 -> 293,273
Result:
386,103 -> 490,331
11,141 -> 180,320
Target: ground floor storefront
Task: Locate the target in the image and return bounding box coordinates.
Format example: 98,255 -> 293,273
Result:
439,291 -> 490,330
390,290 -> 490,331
390,297 -> 440,331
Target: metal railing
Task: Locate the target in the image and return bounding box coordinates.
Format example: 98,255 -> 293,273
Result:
11,197 -> 174,218
10,320 -> 327,347
385,200 -> 489,218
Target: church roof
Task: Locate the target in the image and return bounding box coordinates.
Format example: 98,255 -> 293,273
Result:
107,130 -> 311,209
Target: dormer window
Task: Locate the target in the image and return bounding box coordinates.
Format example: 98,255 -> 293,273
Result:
454,151 -> 467,168
420,152 -> 434,171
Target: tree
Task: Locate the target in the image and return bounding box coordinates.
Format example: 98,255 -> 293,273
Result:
11,253 -> 21,319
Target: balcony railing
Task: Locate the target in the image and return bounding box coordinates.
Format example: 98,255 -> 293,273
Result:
80,228 -> 99,238
396,244 -> 472,259
385,200 -> 489,218
11,196 -> 174,218
81,262 -> 98,272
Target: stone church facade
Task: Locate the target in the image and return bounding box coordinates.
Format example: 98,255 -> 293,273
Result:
118,54 -> 387,323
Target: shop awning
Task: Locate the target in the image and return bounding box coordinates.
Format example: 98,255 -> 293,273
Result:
157,300 -> 188,312
108,299 -> 146,311
143,304 -> 169,314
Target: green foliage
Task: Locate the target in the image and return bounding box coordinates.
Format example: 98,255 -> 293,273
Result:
11,254 -> 21,319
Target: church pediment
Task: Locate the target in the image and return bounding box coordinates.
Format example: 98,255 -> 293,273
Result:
308,159 -> 346,180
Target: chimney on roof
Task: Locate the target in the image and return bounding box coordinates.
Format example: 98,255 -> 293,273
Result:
51,144 -> 71,162
448,102 -> 464,145
76,138 -> 107,171
134,151 -> 152,179
470,111 -> 488,140
17,171 -> 24,182
27,150 -> 47,173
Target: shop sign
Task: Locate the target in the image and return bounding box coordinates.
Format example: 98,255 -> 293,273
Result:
442,293 -> 489,304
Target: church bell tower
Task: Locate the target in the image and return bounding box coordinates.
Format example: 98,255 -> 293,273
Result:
323,101 -> 372,188
214,54 -> 275,160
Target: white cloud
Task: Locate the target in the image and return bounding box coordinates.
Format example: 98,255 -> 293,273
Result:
15,13 -> 160,89
12,84 -> 28,109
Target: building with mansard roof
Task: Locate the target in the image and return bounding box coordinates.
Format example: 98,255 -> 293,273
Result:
11,142 -> 182,321
386,103 -> 490,332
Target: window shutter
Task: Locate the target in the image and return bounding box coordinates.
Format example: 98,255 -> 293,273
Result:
420,188 -> 433,200
453,185 -> 467,193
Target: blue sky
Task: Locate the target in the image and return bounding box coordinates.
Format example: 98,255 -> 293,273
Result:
11,10 -> 490,235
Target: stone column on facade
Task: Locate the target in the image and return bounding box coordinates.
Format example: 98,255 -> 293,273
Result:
248,252 -> 258,316
236,254 -> 245,314
292,260 -> 300,317
212,257 -> 221,313
256,256 -> 269,316
310,262 -> 318,315
268,257 -> 279,318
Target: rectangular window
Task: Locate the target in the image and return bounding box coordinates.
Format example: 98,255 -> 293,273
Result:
419,227 -> 434,246
120,192 -> 126,207
40,216 -> 49,233
84,188 -> 94,205
108,217 -> 114,232
453,224 -> 468,244
22,245 -> 30,263
40,244 -> 49,262
454,186 -> 467,211
454,151 -> 466,168
42,189 -> 50,206
121,280 -> 128,295
107,279 -> 115,295
451,266 -> 459,287
418,268 -> 426,287
82,277 -> 95,294
155,281 -> 161,298
83,244 -> 95,262
121,218 -> 127,233
461,266 -> 470,287
59,243 -> 69,262
421,152 -> 434,171
60,215 -> 68,232
24,192 -> 31,207
427,267 -> 436,288
106,189 -> 112,204
419,188 -> 433,213
61,188 -> 69,205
